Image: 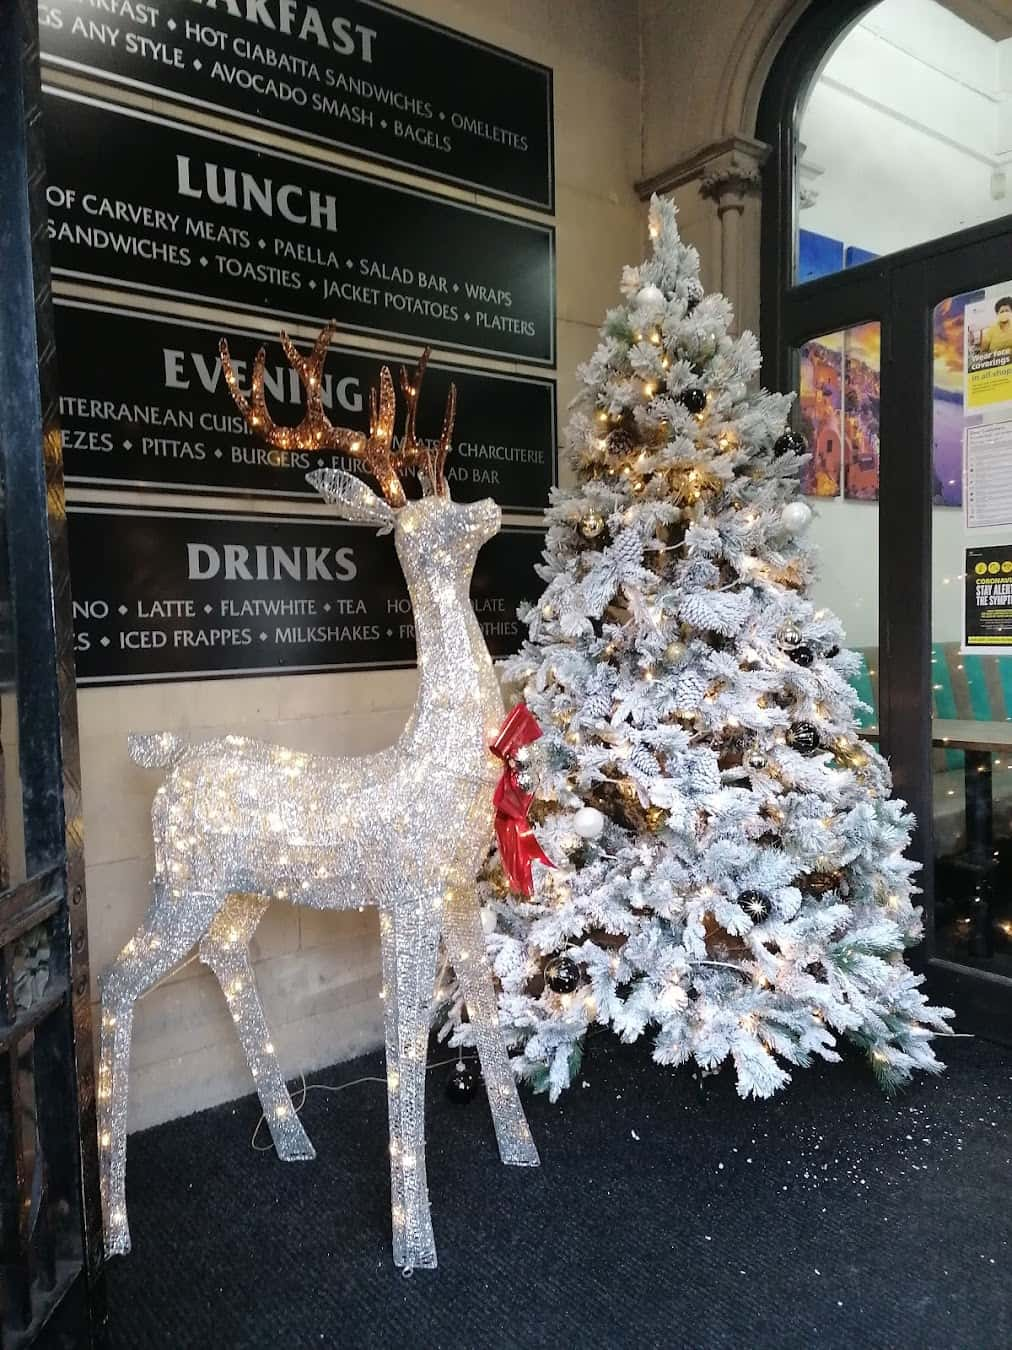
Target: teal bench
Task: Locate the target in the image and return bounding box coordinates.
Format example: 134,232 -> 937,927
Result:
851,642 -> 1012,852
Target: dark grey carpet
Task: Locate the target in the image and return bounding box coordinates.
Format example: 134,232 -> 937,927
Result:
103,1035 -> 1011,1349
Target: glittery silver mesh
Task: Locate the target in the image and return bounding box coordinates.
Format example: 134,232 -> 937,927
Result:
98,488 -> 540,1271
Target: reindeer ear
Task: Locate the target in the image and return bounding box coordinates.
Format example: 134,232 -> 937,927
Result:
306,468 -> 396,533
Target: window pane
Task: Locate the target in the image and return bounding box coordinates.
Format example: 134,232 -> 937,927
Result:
931,284 -> 1012,974
796,0 -> 1011,283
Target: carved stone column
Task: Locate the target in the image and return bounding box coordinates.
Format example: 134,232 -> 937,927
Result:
700,153 -> 764,303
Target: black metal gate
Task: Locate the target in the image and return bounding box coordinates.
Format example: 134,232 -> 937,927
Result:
0,1 -> 103,1343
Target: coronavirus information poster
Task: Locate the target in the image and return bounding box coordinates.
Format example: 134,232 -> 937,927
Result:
964,543 -> 1012,654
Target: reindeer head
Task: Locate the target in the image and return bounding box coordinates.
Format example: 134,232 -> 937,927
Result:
219,324 -> 501,578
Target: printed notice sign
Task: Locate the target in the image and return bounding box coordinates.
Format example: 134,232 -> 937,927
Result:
964,421 -> 1012,530
43,90 -> 556,365
67,505 -> 545,685
40,0 -> 554,210
55,302 -> 557,512
964,544 -> 1012,654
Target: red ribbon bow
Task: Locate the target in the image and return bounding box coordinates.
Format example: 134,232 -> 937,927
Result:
490,704 -> 555,897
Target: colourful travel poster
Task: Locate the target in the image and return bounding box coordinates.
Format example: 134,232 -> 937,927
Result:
843,323 -> 881,500
799,333 -> 842,497
965,283 -> 1012,413
933,291 -> 971,506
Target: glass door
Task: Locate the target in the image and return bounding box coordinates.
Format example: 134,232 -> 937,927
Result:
887,222 -> 1012,1034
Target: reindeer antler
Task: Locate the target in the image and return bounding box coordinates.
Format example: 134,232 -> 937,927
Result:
219,323 -> 458,505
396,350 -> 458,498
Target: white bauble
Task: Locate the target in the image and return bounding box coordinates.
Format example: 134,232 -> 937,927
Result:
780,501 -> 813,535
635,284 -> 665,308
573,806 -> 606,839
479,906 -> 498,935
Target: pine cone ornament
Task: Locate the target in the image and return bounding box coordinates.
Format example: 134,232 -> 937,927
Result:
674,670 -> 708,711
608,530 -> 643,568
630,745 -> 661,777
582,691 -> 612,721
606,428 -> 636,458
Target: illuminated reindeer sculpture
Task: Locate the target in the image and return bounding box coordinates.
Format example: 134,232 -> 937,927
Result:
98,324 -> 539,1271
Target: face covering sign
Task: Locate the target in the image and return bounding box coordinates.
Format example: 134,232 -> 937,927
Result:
965,284 -> 1012,415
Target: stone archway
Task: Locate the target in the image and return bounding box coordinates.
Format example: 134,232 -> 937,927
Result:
635,0 -> 814,330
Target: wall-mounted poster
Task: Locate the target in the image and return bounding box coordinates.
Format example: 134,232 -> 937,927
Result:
43,89 -> 556,366
68,505 -> 546,685
39,0 -> 555,211
933,291 -> 971,507
964,543 -> 1012,655
798,333 -> 842,497
843,322 -> 881,501
965,285 -> 1012,415
55,301 -> 557,513
799,324 -> 882,502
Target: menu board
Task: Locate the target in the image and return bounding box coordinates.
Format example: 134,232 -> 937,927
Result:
56,302 -> 557,513
44,90 -> 556,365
40,0 -> 554,210
68,505 -> 544,685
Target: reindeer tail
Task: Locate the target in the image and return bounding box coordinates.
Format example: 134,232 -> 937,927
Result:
128,732 -> 189,769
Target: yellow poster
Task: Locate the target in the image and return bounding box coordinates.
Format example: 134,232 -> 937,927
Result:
965,287 -> 1012,412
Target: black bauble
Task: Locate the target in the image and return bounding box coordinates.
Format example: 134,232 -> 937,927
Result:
773,430 -> 807,457
787,722 -> 820,754
545,955 -> 581,994
739,890 -> 772,923
680,387 -> 707,415
446,1062 -> 479,1104
789,643 -> 815,667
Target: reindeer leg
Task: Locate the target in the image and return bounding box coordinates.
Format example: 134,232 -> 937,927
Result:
199,893 -> 315,1162
98,883 -> 225,1255
380,900 -> 441,1270
443,890 -> 539,1168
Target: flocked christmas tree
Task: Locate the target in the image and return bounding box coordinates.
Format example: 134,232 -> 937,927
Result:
442,194 -> 952,1100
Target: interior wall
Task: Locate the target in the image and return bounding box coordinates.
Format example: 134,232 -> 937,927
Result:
63,0 -> 643,1131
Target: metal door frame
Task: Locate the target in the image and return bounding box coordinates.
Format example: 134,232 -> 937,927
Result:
0,1 -> 103,1342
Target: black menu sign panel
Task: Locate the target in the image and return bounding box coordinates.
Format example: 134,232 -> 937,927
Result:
56,302 -> 557,513
40,0 -> 554,210
44,91 -> 556,365
68,505 -> 544,685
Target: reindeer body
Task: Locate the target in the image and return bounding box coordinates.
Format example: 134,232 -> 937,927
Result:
97,337 -> 539,1271
143,497 -> 504,910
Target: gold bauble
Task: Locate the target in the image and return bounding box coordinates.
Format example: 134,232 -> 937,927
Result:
665,640 -> 686,663
579,512 -> 605,540
645,805 -> 667,832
